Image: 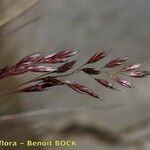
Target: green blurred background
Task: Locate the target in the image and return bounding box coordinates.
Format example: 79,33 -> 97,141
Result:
0,0 -> 150,149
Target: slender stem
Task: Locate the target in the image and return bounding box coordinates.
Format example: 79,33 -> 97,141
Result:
0,89 -> 19,98
0,65 -> 84,97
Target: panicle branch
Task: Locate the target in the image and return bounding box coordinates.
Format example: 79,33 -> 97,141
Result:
0,49 -> 149,99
